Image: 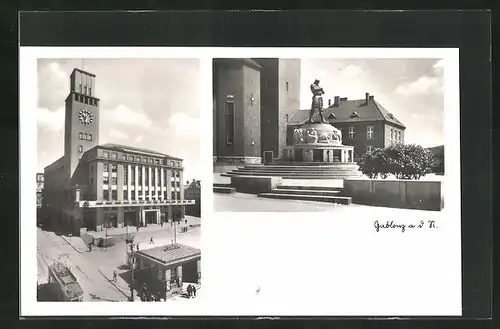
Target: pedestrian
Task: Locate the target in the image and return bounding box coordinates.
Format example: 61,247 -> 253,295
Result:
185,219 -> 187,224
113,270 -> 117,282
192,285 -> 197,298
187,284 -> 192,297
136,243 -> 139,251
150,237 -> 154,244
136,226 -> 139,232
161,221 -> 163,228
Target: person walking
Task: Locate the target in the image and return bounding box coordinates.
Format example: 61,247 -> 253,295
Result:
149,237 -> 154,244
187,284 -> 192,298
113,270 -> 117,282
136,243 -> 139,251
192,285 -> 197,298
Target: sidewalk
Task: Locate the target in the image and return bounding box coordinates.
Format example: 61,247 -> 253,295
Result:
59,234 -> 88,253
89,216 -> 201,239
98,266 -> 138,301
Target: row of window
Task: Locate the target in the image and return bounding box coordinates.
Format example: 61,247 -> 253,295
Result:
74,93 -> 97,106
78,132 -> 93,141
102,190 -> 182,201
390,128 -> 403,142
344,126 -> 374,140
102,151 -> 181,167
102,175 -> 181,187
78,84 -> 92,96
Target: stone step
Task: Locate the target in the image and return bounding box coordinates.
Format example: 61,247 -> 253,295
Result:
270,188 -> 341,196
227,171 -> 362,177
213,183 -> 232,188
213,186 -> 236,194
282,175 -> 362,180
277,185 -> 343,192
241,167 -> 359,172
244,163 -> 358,168
258,193 -> 352,205
234,169 -> 359,175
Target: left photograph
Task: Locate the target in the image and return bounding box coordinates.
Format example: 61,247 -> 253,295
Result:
36,58 -> 202,302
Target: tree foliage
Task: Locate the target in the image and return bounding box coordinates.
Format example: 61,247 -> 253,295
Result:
358,143 -> 437,180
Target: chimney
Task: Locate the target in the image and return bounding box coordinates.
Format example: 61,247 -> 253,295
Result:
334,96 -> 340,107
365,92 -> 370,104
328,99 -> 332,106
369,95 -> 374,101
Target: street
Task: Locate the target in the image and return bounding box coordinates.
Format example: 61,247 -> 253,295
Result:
37,224 -> 201,302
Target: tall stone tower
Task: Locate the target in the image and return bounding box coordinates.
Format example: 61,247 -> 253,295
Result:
64,68 -> 100,179
254,58 -> 301,159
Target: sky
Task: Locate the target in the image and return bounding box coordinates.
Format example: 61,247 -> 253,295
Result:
37,58 -> 202,181
299,58 -> 445,147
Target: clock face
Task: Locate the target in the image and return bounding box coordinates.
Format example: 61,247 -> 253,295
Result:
79,109 -> 93,125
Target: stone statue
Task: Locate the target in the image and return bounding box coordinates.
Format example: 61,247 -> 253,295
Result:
331,126 -> 342,142
318,131 -> 332,143
309,79 -> 327,123
293,128 -> 304,144
307,128 -> 318,143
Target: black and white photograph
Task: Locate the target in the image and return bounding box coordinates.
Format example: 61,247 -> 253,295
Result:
213,57 -> 446,213
35,58 -> 202,303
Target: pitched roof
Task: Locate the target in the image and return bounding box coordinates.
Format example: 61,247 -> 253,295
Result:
98,143 -> 183,160
288,98 -> 405,128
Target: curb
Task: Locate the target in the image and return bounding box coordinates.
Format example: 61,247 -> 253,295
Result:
98,268 -> 135,301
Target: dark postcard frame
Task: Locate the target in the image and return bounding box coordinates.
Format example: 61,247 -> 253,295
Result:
14,10 -> 491,322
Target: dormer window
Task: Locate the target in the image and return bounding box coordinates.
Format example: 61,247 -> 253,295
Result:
349,111 -> 359,118
387,113 -> 395,119
328,113 -> 337,120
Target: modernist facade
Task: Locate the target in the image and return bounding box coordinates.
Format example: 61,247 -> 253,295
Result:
42,68 -> 194,234
288,93 -> 406,158
213,58 -> 301,166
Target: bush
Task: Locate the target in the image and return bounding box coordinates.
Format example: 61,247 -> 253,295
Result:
358,143 -> 437,180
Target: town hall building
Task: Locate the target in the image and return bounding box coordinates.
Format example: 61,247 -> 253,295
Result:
213,58 -> 406,165
42,68 -> 194,234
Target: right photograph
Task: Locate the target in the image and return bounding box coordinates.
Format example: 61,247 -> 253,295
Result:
213,58 -> 445,213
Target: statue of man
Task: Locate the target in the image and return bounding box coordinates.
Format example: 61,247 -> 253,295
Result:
309,79 -> 327,123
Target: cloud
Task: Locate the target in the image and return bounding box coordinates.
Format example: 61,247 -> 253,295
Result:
37,107 -> 65,131
102,105 -> 153,129
167,112 -> 202,138
134,135 -> 144,143
108,129 -> 128,140
433,59 -> 445,70
395,76 -> 443,96
342,64 -> 364,77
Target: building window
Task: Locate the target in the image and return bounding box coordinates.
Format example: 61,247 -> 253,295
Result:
111,190 -> 117,200
399,131 -> 402,142
142,157 -> 147,163
171,191 -> 176,199
177,192 -> 181,200
285,81 -> 289,93
84,85 -> 87,95
155,159 -> 160,165
128,155 -> 133,161
130,166 -> 135,184
111,164 -> 117,173
138,168 -> 143,184
103,164 -> 109,172
366,145 -> 374,153
111,176 -> 117,185
78,132 -> 83,140
367,126 -> 374,139
87,134 -> 92,141
88,87 -> 92,96
149,158 -> 154,163
78,145 -> 83,153
79,84 -> 82,93
103,190 -> 109,200
164,191 -> 168,199
131,193 -> 136,201
103,151 -> 109,158
124,166 -> 128,184
348,127 -> 355,139
225,101 -> 235,145
111,152 -> 117,159
103,176 -> 109,184
171,181 -> 176,188
390,129 -> 394,140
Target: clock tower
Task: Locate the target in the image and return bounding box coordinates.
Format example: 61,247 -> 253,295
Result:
64,68 -> 100,179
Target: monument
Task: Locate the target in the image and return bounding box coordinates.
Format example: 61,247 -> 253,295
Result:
282,80 -> 355,163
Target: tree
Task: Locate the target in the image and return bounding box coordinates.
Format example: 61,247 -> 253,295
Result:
358,143 -> 437,180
